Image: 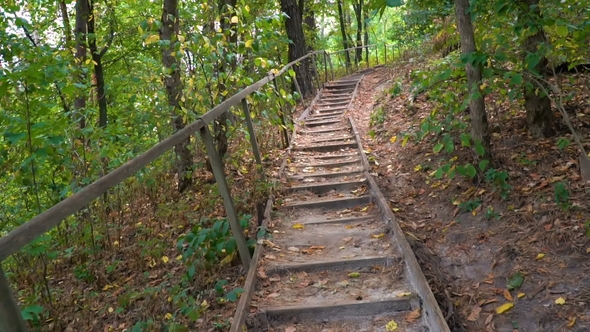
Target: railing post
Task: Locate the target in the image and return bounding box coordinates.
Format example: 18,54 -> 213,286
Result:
384,43 -> 387,63
323,51 -> 328,83
367,46 -> 370,68
310,54 -> 321,92
290,69 -> 306,109
326,52 -> 334,81
375,45 -> 379,65
0,266 -> 28,332
241,99 -> 266,178
271,79 -> 290,148
199,125 -> 251,271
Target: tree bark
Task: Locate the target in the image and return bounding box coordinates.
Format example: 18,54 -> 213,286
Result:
160,0 -> 193,192
74,0 -> 89,130
352,0 -> 363,63
59,0 -> 73,47
520,0 -> 553,137
337,0 -> 351,68
303,0 -> 316,52
363,6 -> 369,63
281,0 -> 314,98
87,0 -> 109,128
454,0 -> 492,160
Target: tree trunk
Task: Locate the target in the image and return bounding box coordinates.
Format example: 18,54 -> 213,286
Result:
160,0 -> 193,192
74,0 -> 89,130
337,0 -> 351,68
454,0 -> 492,160
363,6 -> 369,63
281,0 -> 314,98
303,0 -> 316,52
87,0 -> 108,128
520,0 -> 553,137
352,0 -> 363,63
59,0 -> 73,47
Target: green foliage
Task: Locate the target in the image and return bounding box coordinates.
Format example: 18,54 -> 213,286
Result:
557,137 -> 571,150
554,182 -> 571,211
21,305 -> 44,327
485,207 -> 501,220
370,107 -> 386,126
484,168 -> 512,199
459,199 -> 482,213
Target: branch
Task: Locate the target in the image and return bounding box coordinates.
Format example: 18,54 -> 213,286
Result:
99,0 -> 116,57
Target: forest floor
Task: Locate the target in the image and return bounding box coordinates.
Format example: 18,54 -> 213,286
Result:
349,63 -> 590,331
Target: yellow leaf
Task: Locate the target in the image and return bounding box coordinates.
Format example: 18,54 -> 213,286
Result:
167,296 -> 172,302
177,35 -> 185,43
495,302 -> 513,314
339,246 -> 345,250
390,136 -> 397,143
292,223 -> 304,229
145,34 -> 160,45
201,300 -> 209,308
164,313 -> 173,320
392,207 -> 400,212
385,320 -> 398,331
348,272 -> 360,278
360,206 -> 368,212
103,284 -> 114,291
517,292 -> 526,298
371,233 -> 385,239
586,247 -> 590,253
536,253 -> 545,260
567,316 -> 576,328
414,165 -> 422,172
402,136 -> 409,147
161,256 -> 170,263
220,252 -> 235,266
176,255 -> 183,261
245,39 -> 254,48
108,307 -> 114,313
555,297 -> 566,305
85,58 -> 92,65
231,16 -> 239,24
397,291 -> 412,297
345,225 -> 355,229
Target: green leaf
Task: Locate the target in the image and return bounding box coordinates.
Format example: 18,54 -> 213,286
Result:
507,271 -> 524,290
510,74 -> 523,85
385,0 -> 403,7
465,164 -> 477,179
474,141 -> 485,157
433,143 -> 444,153
556,25 -> 568,37
445,140 -> 454,153
479,159 -> 490,172
460,133 -> 471,147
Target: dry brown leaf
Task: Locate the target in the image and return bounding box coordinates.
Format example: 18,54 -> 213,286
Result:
285,326 -> 296,332
467,306 -> 482,322
267,292 -> 280,298
567,316 -> 576,328
485,313 -> 494,325
406,308 -> 421,322
503,289 -> 513,301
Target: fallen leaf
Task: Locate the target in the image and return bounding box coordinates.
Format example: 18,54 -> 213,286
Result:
342,237 -> 353,243
555,297 -> 566,305
467,306 -> 482,321
348,272 -> 360,278
161,256 -> 169,263
567,316 -> 576,328
503,290 -> 513,301
164,313 -> 172,320
385,320 -> 398,331
292,223 -> 305,229
285,326 -> 296,332
371,233 -> 385,239
507,272 -> 524,290
287,246 -> 300,252
339,246 -> 345,250
536,253 -> 545,260
267,293 -> 280,298
495,302 -> 514,314
397,291 -> 412,297
345,225 -> 355,229
517,292 -> 526,298
406,308 -> 421,322
485,313 -> 494,325
309,246 -> 325,250
360,206 -> 369,212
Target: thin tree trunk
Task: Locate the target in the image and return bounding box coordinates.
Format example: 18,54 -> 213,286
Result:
160,0 -> 193,192
352,0 -> 363,63
59,0 -> 73,47
454,0 -> 492,160
337,0 -> 351,67
87,0 -> 108,128
303,0 -> 316,52
281,0 -> 314,98
363,7 -> 369,62
520,0 -> 553,137
74,0 -> 89,129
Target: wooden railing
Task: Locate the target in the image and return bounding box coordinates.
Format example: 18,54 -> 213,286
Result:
0,43 -> 397,332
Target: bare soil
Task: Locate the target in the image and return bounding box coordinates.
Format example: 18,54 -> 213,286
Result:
348,64 -> 590,331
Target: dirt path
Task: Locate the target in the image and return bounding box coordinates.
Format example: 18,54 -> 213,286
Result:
351,65 -> 590,332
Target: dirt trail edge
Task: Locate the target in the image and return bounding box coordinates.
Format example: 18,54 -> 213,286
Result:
231,68 -> 450,332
